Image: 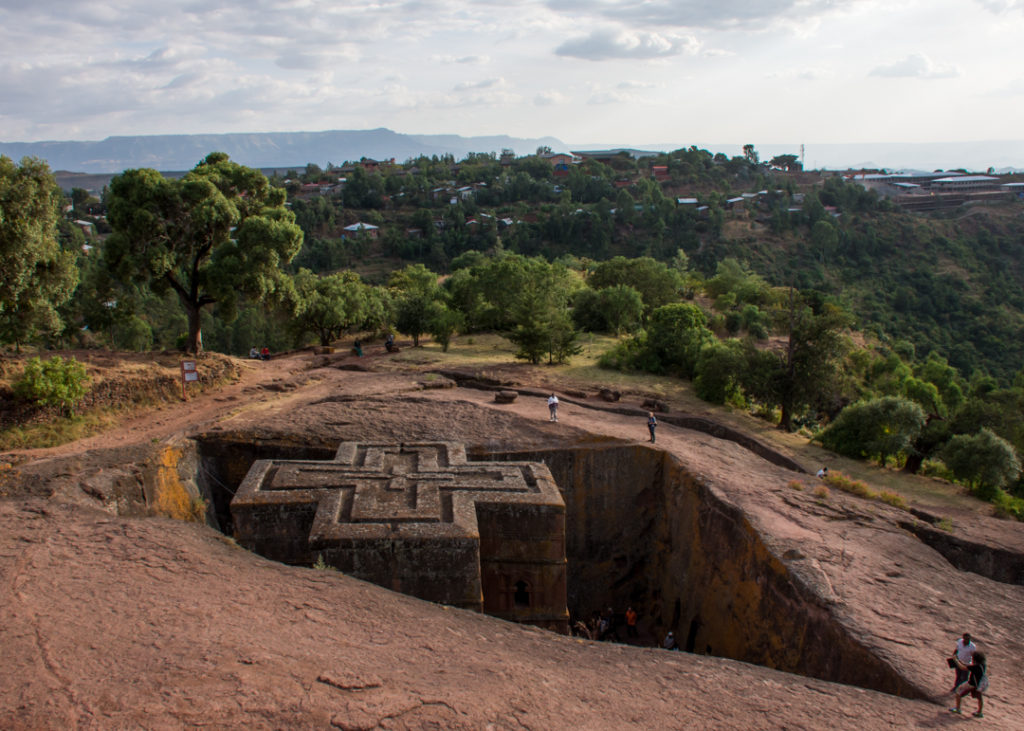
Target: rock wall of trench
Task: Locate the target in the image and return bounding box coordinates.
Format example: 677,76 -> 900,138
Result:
482,445 -> 923,698
193,432 -> 335,533
188,434 -> 922,697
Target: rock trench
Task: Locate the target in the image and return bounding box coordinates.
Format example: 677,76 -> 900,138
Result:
192,433 -> 922,698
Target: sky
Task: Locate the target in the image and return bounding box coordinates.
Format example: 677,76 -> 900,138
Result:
3,0 -> 1024,152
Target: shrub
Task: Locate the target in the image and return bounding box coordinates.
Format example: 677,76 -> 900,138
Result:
694,339 -> 746,405
13,356 -> 90,416
813,485 -> 829,500
787,479 -> 805,491
877,491 -> 908,510
818,396 -> 925,466
991,490 -> 1024,521
313,554 -> 338,571
941,428 -> 1021,493
823,471 -> 875,499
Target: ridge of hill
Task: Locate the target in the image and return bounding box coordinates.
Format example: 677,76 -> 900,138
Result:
0,128 -> 566,174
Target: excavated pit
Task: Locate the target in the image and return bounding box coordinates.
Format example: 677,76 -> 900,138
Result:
192,433 -> 921,699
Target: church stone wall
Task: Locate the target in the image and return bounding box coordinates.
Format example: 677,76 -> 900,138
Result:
231,441 -> 568,632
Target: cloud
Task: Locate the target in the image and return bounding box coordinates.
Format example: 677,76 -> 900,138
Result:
556,29 -> 698,60
431,54 -> 490,64
617,80 -> 658,90
869,53 -> 961,80
545,0 -> 855,30
974,0 -> 1024,11
534,90 -> 569,106
453,77 -> 506,92
275,53 -> 326,71
983,77 -> 1024,96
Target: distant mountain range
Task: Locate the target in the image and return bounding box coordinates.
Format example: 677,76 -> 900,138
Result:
2,128 -> 1023,177
0,128 -> 566,174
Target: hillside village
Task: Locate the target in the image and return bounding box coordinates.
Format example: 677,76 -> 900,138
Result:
59,145 -> 1024,258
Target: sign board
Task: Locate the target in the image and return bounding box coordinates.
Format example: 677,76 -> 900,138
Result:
180,360 -> 198,399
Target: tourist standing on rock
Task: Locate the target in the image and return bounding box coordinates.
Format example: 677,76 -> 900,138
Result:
949,632 -> 977,692
647,412 -> 657,443
548,394 -> 559,422
950,650 -> 987,718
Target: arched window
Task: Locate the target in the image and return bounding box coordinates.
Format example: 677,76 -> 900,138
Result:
513,580 -> 531,608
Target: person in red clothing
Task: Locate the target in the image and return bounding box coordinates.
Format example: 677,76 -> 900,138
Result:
260,346 -> 270,360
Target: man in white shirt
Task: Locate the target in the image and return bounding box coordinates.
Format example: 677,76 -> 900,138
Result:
547,394 -> 559,422
951,632 -> 976,692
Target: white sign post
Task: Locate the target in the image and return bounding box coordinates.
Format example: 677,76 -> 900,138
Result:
180,360 -> 198,400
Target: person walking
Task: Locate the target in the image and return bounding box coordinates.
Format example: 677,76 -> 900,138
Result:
647,412 -> 657,443
547,394 -> 559,422
949,632 -> 976,692
950,650 -> 987,718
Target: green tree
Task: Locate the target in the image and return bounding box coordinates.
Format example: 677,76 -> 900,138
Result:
0,156 -> 80,350
705,258 -> 770,306
428,306 -> 464,353
597,284 -> 644,335
395,294 -> 441,347
818,396 -> 926,465
390,263 -> 442,347
694,339 -> 746,404
573,284 -> 644,335
588,256 -> 682,313
769,154 -> 801,171
645,302 -> 714,378
104,153 -> 303,353
811,220 -> 839,265
941,428 -> 1021,493
506,260 -> 579,365
772,292 -> 851,431
290,269 -> 368,346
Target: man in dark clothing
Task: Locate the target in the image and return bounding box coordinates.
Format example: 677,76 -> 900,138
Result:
950,650 -> 987,718
647,412 -> 657,443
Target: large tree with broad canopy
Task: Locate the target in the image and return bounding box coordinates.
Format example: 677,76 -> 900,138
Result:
104,153 -> 302,353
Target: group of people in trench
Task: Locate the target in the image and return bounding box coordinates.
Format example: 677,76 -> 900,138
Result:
572,606 -> 641,644
572,606 -> 682,653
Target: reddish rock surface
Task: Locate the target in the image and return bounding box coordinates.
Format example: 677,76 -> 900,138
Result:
2,349 -> 1022,729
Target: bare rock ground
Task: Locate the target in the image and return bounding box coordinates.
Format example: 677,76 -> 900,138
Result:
2,348 -> 1022,729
